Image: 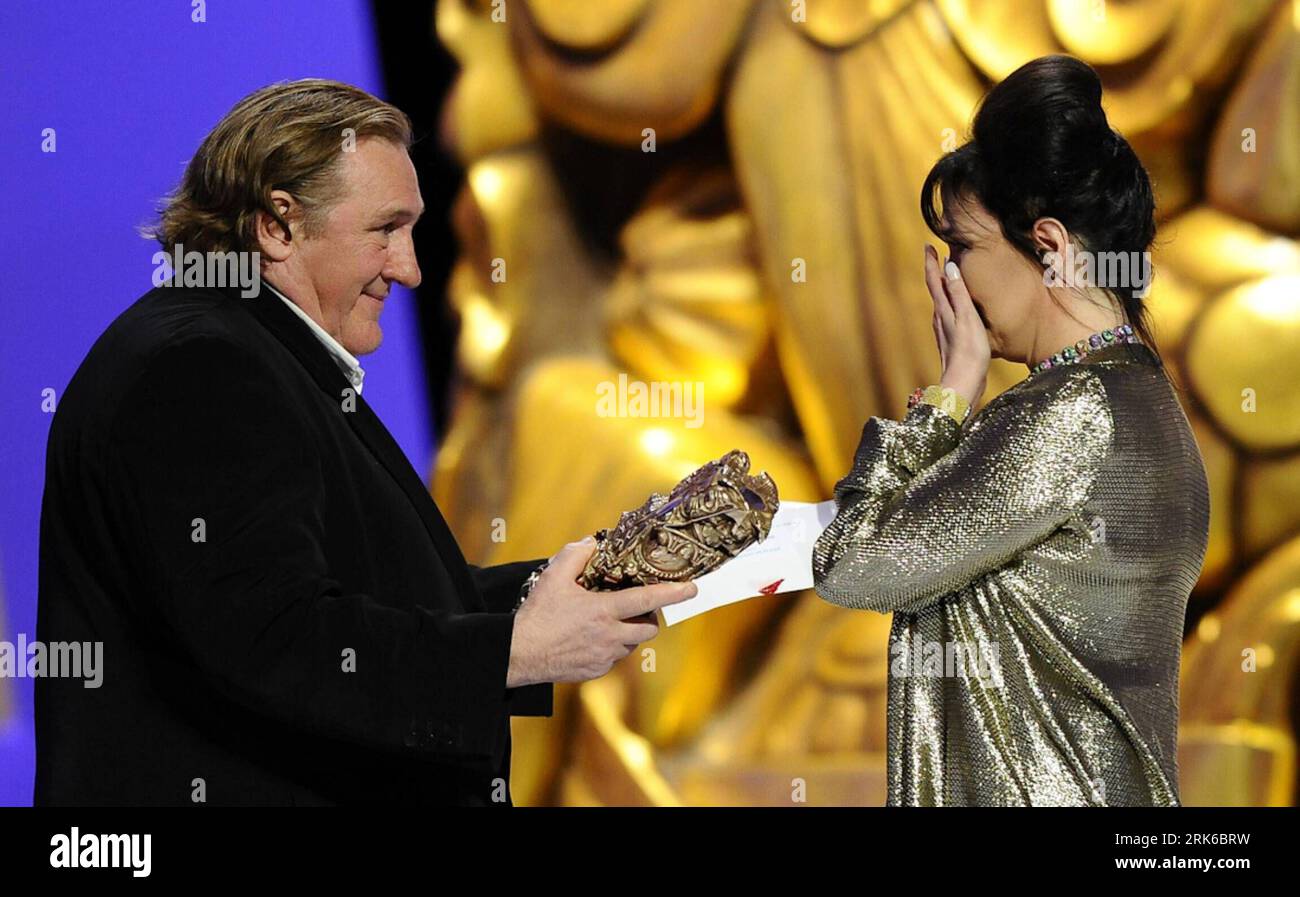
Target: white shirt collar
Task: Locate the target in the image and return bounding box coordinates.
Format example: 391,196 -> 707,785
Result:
262,279 -> 365,394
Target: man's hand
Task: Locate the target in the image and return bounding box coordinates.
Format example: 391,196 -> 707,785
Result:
506,538 -> 696,687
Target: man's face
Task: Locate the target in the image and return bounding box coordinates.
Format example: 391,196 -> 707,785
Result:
292,137 -> 424,356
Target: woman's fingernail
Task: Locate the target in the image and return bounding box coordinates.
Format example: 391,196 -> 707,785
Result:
945,261 -> 961,280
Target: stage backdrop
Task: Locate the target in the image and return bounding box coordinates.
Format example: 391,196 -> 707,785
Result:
0,0 -> 433,806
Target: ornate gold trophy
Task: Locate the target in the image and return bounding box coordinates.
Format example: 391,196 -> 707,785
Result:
522,450 -> 779,599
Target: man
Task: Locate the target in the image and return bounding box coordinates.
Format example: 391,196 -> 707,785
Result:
34,79 -> 693,806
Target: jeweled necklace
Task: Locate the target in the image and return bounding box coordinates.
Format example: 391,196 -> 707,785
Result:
1029,322 -> 1139,375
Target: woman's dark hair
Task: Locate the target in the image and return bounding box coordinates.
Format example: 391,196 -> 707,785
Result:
921,55 -> 1163,368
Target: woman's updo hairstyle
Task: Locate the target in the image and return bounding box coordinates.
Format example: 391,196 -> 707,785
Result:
921,54 -> 1161,366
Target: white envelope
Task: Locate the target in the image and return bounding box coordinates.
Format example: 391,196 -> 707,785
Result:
660,500 -> 837,626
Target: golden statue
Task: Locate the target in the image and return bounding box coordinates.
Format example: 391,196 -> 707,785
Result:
432,0 -> 1300,805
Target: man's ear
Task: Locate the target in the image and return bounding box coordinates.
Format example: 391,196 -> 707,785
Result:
255,190 -> 300,262
1030,217 -> 1072,260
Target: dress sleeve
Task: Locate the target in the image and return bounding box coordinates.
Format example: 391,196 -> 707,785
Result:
812,370 -> 1113,615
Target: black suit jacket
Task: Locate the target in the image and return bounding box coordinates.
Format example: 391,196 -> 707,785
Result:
34,281 -> 551,806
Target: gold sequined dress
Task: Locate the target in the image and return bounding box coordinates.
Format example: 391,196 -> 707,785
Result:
812,342 -> 1211,806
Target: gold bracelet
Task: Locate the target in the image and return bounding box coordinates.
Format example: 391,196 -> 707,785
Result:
906,384 -> 969,425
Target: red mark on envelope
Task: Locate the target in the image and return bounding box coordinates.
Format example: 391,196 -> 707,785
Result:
758,579 -> 784,595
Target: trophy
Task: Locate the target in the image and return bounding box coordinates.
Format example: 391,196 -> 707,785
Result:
519,449 -> 779,600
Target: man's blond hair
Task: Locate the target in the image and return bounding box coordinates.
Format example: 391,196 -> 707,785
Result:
146,79 -> 413,254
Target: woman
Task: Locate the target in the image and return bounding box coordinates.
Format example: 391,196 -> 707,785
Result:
811,55 -> 1210,806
